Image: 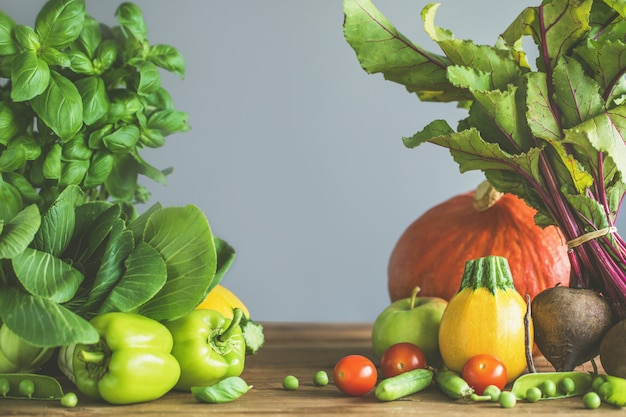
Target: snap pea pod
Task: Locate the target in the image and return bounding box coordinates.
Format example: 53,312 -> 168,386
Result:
594,374 -> 626,408
375,368 -> 433,402
434,370 -> 474,400
511,372 -> 593,400
0,373 -> 64,400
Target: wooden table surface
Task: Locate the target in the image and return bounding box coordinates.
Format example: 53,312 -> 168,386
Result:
3,322 -> 624,416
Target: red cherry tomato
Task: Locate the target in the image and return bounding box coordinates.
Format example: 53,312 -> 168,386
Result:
379,342 -> 428,378
333,354 -> 378,396
461,353 -> 508,395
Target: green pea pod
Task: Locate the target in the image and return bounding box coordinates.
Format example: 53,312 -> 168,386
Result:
511,372 -> 593,400
595,374 -> 626,407
375,368 -> 433,402
0,373 -> 64,400
191,376 -> 252,404
435,370 -> 474,400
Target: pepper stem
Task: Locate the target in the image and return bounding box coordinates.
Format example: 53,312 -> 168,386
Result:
218,308 -> 244,342
78,349 -> 106,364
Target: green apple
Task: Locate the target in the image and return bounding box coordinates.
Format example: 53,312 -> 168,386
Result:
371,287 -> 447,367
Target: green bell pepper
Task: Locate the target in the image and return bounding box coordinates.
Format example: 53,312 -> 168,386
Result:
165,308 -> 246,391
58,312 -> 180,405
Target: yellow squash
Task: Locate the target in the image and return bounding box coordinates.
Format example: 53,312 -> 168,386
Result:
195,284 -> 250,319
438,255 -> 532,383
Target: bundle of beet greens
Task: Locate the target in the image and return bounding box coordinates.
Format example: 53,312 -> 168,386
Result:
343,0 -> 626,318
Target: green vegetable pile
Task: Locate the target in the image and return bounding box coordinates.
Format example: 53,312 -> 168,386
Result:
343,0 -> 626,318
0,0 -> 233,356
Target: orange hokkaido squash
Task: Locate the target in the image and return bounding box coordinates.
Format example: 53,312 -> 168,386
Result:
388,181 -> 571,302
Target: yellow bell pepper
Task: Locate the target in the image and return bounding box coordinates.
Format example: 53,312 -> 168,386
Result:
196,285 -> 250,319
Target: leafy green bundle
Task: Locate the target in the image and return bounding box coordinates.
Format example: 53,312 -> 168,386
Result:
344,0 -> 626,317
0,0 -> 231,347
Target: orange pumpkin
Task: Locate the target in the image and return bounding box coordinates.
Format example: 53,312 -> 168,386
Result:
387,181 -> 571,302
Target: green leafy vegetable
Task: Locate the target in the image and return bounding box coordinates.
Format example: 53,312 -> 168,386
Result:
344,0 -> 626,318
0,0 -> 239,350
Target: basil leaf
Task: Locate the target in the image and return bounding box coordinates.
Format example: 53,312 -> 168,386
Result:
0,103 -> 19,146
105,153 -> 138,202
209,237 -> 236,294
66,50 -> 94,74
42,143 -> 61,180
135,60 -> 161,96
191,377 -> 252,404
102,125 -> 139,153
8,135 -> 41,161
132,149 -> 168,185
31,71 -> 83,140
62,134 -> 92,161
35,0 -> 86,49
136,205 -> 217,321
0,287 -> 99,347
0,204 -> 40,260
0,10 -> 17,56
93,39 -> 118,72
14,25 -> 41,51
148,109 -> 190,136
74,15 -> 101,58
3,172 -> 42,206
59,159 -> 89,186
84,149 -> 113,189
0,147 -> 26,172
12,247 -> 84,303
115,2 -> 147,41
41,46 -> 71,67
148,44 -> 185,78
75,76 -> 108,125
10,51 -> 50,102
0,179 -> 23,225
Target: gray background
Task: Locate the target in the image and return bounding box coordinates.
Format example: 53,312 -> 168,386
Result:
4,1 -> 622,323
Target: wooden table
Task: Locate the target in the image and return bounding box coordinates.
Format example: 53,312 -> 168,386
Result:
3,322 -> 624,416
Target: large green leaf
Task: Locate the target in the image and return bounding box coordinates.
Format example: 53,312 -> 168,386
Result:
563,103 -> 626,184
33,184 -> 81,257
99,241 -> 166,314
35,0 -> 85,49
342,0 -> 466,102
552,57 -> 604,129
0,287 -> 98,347
10,50 -> 50,102
0,204 -> 40,259
30,70 -> 83,141
137,205 -> 216,320
0,10 -> 17,56
205,237 -> 236,296
12,247 -> 84,303
75,76 -> 108,125
148,44 -> 185,78
79,218 -> 133,314
64,200 -> 114,260
422,3 -> 524,91
501,0 -> 592,73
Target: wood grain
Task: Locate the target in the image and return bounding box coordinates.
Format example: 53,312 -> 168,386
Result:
3,322 -> 622,416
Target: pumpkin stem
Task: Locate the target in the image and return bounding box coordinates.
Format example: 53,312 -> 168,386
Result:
409,286 -> 421,309
473,180 -> 503,212
459,256 -> 515,294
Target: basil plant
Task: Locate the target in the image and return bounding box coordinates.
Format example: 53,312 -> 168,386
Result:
0,0 -> 188,217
